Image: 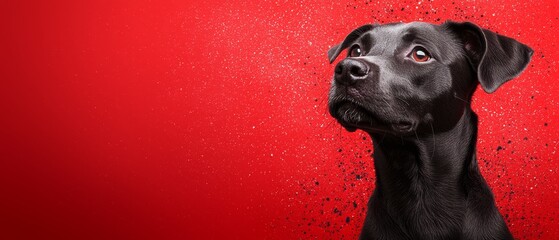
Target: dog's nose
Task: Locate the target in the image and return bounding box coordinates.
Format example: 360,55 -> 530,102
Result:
334,59 -> 369,86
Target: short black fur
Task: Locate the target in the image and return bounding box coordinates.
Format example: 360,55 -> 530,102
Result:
326,21 -> 533,240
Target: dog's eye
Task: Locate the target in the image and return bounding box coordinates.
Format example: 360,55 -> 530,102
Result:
349,46 -> 362,57
410,47 -> 431,62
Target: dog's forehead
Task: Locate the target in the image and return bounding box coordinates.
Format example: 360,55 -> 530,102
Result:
376,22 -> 436,33
360,22 -> 459,62
368,22 -> 440,43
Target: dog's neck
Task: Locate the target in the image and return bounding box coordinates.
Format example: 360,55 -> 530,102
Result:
369,108 -> 478,233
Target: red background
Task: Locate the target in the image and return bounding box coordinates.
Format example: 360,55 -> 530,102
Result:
2,0 -> 559,239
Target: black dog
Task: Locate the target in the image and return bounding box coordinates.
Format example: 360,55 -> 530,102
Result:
327,21 -> 532,239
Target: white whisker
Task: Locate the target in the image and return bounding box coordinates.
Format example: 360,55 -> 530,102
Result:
430,122 -> 436,162
395,96 -> 410,106
454,93 -> 470,104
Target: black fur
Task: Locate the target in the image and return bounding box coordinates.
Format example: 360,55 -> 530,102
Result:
327,21 -> 533,239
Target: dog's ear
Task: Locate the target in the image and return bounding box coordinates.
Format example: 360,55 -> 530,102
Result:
327,24 -> 375,63
445,21 -> 533,93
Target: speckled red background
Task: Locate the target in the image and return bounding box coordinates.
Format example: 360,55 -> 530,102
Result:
2,0 -> 558,239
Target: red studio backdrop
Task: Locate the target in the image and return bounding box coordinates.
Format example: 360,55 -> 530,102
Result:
2,0 -> 559,239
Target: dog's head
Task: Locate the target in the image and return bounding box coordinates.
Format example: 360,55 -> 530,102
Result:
327,21 -> 533,135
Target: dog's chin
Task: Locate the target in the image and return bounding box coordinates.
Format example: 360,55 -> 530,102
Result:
331,101 -> 382,132
331,101 -> 416,135
332,102 -> 370,132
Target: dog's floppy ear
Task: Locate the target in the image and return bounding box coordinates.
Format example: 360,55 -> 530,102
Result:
327,24 -> 375,63
445,21 -> 533,93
